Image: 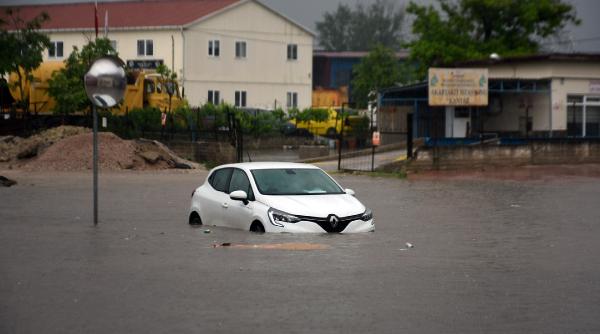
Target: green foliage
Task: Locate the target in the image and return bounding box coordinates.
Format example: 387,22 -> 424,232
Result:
156,63 -> 178,114
406,0 -> 580,79
350,116 -> 371,138
316,0 -> 405,51
0,8 -> 50,113
310,108 -> 330,123
351,45 -> 401,109
101,103 -> 294,140
47,38 -> 116,116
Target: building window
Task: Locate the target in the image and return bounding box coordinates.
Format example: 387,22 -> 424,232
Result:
567,95 -> 600,137
287,92 -> 298,108
235,91 -> 247,107
209,40 -> 220,57
287,44 -> 297,60
48,41 -> 63,58
235,41 -> 246,58
208,90 -> 220,105
137,39 -> 153,56
110,40 -> 118,51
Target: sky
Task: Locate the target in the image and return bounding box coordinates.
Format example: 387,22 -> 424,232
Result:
1,0 -> 599,52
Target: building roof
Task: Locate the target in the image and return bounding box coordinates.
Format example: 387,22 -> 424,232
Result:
456,53 -> 600,66
314,50 -> 409,59
0,0 -> 315,35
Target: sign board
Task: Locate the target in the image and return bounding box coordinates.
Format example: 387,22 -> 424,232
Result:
590,80 -> 600,94
126,59 -> 164,70
372,131 -> 380,146
429,68 -> 488,106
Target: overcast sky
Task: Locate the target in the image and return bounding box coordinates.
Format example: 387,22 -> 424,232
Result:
1,0 -> 599,52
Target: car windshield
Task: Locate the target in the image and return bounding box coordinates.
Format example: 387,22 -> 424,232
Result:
251,168 -> 344,195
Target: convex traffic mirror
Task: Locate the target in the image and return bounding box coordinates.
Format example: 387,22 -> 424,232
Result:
84,56 -> 126,108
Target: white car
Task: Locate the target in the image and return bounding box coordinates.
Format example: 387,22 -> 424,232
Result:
189,162 -> 374,233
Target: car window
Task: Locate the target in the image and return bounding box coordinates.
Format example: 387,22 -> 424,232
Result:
209,168 -> 232,192
228,168 -> 254,200
251,168 -> 343,195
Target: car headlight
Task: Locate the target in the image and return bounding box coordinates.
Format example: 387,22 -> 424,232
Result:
361,208 -> 373,221
268,208 -> 300,227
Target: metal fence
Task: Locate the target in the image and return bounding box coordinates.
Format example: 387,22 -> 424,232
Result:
338,113 -> 412,172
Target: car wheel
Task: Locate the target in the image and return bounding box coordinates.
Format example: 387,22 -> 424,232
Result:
249,221 -> 265,233
326,127 -> 336,138
189,212 -> 202,225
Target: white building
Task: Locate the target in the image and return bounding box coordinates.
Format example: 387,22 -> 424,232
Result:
4,0 -> 314,110
379,54 -> 600,139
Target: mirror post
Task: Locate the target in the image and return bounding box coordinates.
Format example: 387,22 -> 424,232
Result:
84,55 -> 126,227
93,104 -> 98,226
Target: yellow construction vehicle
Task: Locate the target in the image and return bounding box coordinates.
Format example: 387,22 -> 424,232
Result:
293,107 -> 370,138
8,62 -> 183,115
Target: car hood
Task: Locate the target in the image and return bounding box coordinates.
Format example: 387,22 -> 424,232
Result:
259,194 -> 365,218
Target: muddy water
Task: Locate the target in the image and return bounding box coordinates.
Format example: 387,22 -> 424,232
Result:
1,169 -> 599,333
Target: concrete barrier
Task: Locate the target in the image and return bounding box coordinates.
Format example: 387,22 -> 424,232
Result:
381,141 -> 600,171
166,140 -> 236,165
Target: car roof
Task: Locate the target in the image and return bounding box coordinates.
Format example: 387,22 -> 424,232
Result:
213,162 -> 321,172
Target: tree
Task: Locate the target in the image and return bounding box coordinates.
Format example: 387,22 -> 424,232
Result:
406,0 -> 580,79
316,0 -> 405,51
47,38 -> 115,119
351,45 -> 401,109
156,63 -> 179,138
0,8 -> 50,117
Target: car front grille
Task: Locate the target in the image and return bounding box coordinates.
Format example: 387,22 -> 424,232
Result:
295,213 -> 364,233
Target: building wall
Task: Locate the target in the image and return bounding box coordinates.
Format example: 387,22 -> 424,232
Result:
481,93 -> 550,132
182,0 -> 313,109
488,61 -> 600,133
43,30 -> 184,76
551,78 -> 600,131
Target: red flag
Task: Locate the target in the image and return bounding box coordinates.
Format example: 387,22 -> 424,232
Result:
94,0 -> 99,38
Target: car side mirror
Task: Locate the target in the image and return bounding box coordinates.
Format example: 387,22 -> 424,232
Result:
230,190 -> 249,204
345,188 -> 355,196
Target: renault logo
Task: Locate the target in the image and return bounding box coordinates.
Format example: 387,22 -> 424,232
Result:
328,214 -> 339,228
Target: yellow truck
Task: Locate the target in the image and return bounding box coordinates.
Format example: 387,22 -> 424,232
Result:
295,107 -> 363,138
8,61 -> 183,115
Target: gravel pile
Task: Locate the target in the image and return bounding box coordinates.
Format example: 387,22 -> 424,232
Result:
24,132 -> 142,171
0,126 -> 199,171
23,132 -> 199,171
0,126 -> 90,163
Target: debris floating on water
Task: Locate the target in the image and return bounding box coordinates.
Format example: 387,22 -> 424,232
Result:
212,242 -> 329,250
204,229 -> 211,234
0,176 -> 17,187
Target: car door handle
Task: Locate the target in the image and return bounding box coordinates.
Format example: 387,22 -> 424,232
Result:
222,203 -> 228,208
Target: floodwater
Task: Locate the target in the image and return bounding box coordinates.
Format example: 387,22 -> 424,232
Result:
1,169 -> 599,333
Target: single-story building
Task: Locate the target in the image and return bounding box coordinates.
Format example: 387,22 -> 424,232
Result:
379,53 -> 600,142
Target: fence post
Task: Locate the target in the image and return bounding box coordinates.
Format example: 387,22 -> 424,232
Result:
337,106 -> 344,171
371,106 -> 375,172
407,113 -> 413,159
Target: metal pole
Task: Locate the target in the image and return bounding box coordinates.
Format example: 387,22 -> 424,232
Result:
370,106 -> 375,172
337,105 -> 344,171
93,104 -> 98,226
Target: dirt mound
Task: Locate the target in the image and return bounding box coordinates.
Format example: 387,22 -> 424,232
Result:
22,132 -> 199,171
0,126 -> 90,163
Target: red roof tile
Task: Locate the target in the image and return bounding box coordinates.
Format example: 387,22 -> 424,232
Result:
1,0 -> 241,30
